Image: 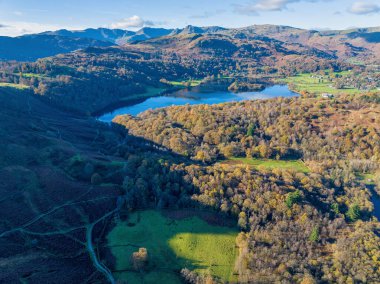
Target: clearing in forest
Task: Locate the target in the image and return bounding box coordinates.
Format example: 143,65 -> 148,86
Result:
221,158 -> 310,173
0,82 -> 30,89
107,210 -> 238,284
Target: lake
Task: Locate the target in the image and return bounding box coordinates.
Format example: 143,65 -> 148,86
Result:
98,85 -> 298,123
373,195 -> 380,220
369,185 -> 380,220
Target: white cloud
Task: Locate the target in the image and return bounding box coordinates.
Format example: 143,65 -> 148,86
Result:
110,15 -> 154,29
348,2 -> 380,15
254,0 -> 299,11
234,0 -> 330,15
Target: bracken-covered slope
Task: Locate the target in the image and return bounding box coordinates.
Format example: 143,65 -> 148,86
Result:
0,87 -> 122,283
0,87 -> 191,283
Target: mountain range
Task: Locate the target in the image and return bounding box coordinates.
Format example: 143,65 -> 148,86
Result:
0,25 -> 380,62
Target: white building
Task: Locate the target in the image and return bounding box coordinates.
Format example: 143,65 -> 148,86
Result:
321,93 -> 334,98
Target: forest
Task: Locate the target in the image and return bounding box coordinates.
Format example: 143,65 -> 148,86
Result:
112,92 -> 380,283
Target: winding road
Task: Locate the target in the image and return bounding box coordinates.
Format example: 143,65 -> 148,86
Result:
86,209 -> 118,284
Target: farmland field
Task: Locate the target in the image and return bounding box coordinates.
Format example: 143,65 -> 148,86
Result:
281,72 -> 369,95
107,210 -> 238,284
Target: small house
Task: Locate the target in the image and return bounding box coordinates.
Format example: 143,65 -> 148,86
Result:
321,93 -> 334,98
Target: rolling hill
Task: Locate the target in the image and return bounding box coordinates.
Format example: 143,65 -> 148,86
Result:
0,34 -> 114,61
219,25 -> 380,64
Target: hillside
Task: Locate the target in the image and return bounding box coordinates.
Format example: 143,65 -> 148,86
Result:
0,32 -> 344,114
223,25 -> 380,64
0,87 -> 122,282
0,86 -> 194,283
112,93 -> 380,283
41,28 -> 134,44
0,34 -> 113,61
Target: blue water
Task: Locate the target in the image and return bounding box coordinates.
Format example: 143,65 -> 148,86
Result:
98,85 -> 298,123
369,185 -> 380,220
373,195 -> 380,220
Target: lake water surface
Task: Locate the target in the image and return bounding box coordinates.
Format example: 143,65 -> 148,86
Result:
98,85 -> 298,123
369,185 -> 380,220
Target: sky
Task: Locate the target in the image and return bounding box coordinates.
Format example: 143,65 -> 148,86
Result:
0,0 -> 380,36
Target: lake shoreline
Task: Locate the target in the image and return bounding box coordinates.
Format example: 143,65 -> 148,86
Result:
97,84 -> 299,123
92,86 -> 184,117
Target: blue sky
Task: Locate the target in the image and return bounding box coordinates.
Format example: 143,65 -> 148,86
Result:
0,0 -> 380,36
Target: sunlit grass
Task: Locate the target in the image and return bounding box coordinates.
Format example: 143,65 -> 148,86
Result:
19,73 -> 46,78
223,158 -> 310,173
281,71 -> 375,95
356,173 -> 376,185
167,79 -> 203,87
0,82 -> 30,90
107,210 -> 238,283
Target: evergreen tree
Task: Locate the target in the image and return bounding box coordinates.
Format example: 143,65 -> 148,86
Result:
309,226 -> 319,243
346,203 -> 361,222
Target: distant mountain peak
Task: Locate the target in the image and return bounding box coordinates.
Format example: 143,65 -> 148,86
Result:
169,25 -> 226,36
40,28 -> 132,44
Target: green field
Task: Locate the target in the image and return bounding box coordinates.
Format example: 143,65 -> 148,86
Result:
107,210 -> 238,284
281,72 -> 370,95
0,82 -> 30,90
224,158 -> 310,173
167,79 -> 203,87
357,173 -> 377,185
20,73 -> 46,78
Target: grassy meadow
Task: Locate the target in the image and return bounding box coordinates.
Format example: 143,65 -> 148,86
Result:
107,210 -> 238,284
357,173 -> 377,185
281,71 -> 366,95
20,73 -> 46,79
167,79 -> 203,87
222,158 -> 310,173
0,82 -> 30,90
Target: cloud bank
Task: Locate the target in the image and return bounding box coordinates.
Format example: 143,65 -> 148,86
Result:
348,2 -> 380,15
111,15 -> 154,29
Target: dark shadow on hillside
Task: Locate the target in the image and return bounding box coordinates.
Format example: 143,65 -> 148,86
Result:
0,89 -> 218,283
348,32 -> 380,43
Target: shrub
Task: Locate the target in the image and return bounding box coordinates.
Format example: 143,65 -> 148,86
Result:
285,190 -> 302,208
131,248 -> 149,271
